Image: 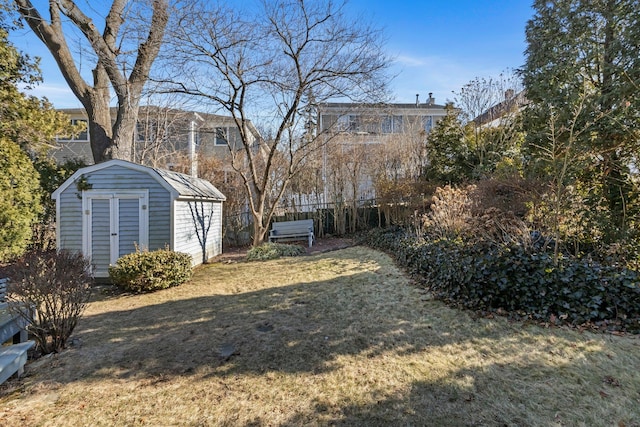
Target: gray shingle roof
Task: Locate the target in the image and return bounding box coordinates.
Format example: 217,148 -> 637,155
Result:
153,167 -> 226,201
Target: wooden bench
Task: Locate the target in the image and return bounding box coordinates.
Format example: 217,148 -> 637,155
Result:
0,278 -> 35,384
0,341 -> 35,384
269,219 -> 315,247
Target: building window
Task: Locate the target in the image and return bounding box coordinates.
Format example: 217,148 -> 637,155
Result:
337,115 -> 358,132
423,116 -> 434,132
136,122 -> 147,142
75,120 -> 89,141
215,127 -> 228,145
137,122 -> 167,143
381,115 -> 403,133
58,119 -> 88,141
381,116 -> 392,133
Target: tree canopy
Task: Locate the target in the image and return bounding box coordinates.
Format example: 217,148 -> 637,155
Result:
521,0 -> 640,233
0,136 -> 40,260
0,12 -> 79,259
161,0 -> 390,245
0,23 -> 71,153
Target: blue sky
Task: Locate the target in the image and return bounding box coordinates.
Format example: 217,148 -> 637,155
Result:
351,0 -> 534,104
10,0 -> 534,108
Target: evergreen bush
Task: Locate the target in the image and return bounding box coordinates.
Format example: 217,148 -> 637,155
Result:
109,249 -> 193,293
0,138 -> 41,261
246,242 -> 306,261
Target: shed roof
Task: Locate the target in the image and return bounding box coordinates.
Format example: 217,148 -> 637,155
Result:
52,159 -> 226,202
153,167 -> 226,200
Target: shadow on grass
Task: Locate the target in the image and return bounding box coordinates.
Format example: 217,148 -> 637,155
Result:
281,361 -> 610,426
66,270 -> 440,380
20,248 -> 636,425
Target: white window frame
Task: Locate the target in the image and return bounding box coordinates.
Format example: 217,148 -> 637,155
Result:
57,119 -> 89,142
423,115 -> 434,133
337,115 -> 358,132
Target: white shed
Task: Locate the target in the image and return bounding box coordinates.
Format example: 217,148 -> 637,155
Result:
52,160 -> 226,278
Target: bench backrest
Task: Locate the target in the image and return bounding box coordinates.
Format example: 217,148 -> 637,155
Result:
0,278 -> 7,303
271,219 -> 314,233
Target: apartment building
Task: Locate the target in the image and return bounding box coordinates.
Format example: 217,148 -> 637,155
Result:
318,93 -> 447,140
52,106 -> 260,172
309,94 -> 448,204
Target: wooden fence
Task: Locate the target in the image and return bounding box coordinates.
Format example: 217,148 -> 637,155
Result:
222,198 -> 427,247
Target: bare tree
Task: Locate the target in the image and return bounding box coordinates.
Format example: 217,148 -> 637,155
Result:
133,98 -> 197,168
160,0 -> 389,245
453,70 -> 524,176
13,0 -> 169,162
360,118 -> 430,225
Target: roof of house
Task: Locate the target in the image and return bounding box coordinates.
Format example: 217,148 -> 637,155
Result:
58,106 -> 262,139
319,101 -> 447,111
473,91 -> 529,126
52,159 -> 226,202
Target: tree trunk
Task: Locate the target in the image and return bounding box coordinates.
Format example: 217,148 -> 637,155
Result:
14,0 -> 168,164
87,108 -> 113,163
84,73 -> 113,162
252,215 -> 268,246
109,98 -> 142,161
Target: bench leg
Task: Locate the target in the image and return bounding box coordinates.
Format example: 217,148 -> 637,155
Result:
308,235 -> 313,247
12,329 -> 28,345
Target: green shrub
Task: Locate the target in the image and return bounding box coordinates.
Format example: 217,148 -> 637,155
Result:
7,250 -> 93,354
362,227 -> 640,332
0,137 -> 42,261
109,249 -> 193,293
246,242 -> 306,261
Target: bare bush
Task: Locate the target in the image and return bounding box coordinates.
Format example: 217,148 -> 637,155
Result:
7,250 -> 93,354
470,207 -> 533,248
423,185 -> 475,239
423,184 -> 533,247
469,178 -> 535,217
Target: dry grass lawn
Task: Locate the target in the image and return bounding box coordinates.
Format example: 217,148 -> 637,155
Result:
0,246 -> 639,426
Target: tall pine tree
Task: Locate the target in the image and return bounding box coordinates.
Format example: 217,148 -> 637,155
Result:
522,0 -> 640,235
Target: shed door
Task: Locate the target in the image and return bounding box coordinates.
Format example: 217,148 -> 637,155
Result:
82,191 -> 149,277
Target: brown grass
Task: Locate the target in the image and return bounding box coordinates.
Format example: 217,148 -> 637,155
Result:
1,246 -> 639,426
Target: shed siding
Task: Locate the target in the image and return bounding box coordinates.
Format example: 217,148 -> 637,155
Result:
173,200 -> 223,264
90,198 -> 111,274
207,202 -> 223,259
60,165 -> 171,249
55,161 -> 225,272
57,184 -> 83,252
